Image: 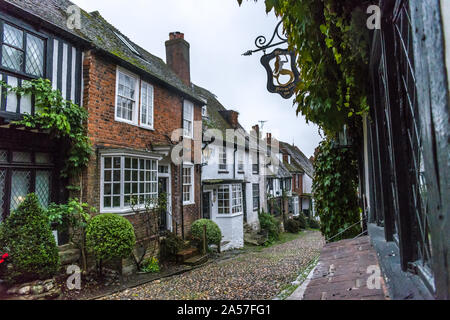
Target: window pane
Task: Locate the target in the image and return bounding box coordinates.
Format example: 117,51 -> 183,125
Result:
35,153 -> 52,164
3,24 -> 23,47
25,34 -> 44,76
2,45 -> 24,71
12,151 -> 31,163
104,184 -> 112,195
0,150 -> 7,163
35,170 -> 51,208
103,196 -> 111,208
10,170 -> 31,211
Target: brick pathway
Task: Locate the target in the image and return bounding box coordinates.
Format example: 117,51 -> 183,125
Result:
290,236 -> 388,300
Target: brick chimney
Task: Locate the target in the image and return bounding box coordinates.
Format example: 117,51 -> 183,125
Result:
266,132 -> 272,144
165,32 -> 190,85
251,124 -> 260,138
219,110 -> 239,129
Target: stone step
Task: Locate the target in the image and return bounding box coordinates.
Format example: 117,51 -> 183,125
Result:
176,247 -> 199,263
183,255 -> 208,266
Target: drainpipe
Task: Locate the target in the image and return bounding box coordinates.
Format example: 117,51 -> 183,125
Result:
180,99 -> 185,239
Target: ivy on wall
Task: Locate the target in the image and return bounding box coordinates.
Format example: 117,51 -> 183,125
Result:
312,139 -> 361,241
1,78 -> 92,178
238,0 -> 371,136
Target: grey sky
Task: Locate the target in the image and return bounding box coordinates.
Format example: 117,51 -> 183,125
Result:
72,0 -> 322,157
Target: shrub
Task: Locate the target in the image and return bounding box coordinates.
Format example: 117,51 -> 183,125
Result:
160,232 -> 186,261
258,211 -> 281,244
86,213 -> 136,264
191,219 -> 222,247
141,256 -> 160,273
307,217 -> 321,230
0,194 -> 60,284
293,213 -> 307,229
285,219 -> 301,233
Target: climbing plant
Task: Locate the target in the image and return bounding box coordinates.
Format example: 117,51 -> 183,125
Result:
0,78 -> 92,178
312,139 -> 361,241
238,0 -> 372,136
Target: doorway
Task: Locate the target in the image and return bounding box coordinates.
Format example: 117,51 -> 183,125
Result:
202,191 -> 211,219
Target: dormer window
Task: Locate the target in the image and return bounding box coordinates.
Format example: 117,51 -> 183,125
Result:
202,106 -> 207,118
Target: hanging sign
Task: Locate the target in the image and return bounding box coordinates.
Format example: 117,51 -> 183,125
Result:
260,48 -> 300,99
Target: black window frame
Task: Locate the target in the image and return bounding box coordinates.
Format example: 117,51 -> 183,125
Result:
0,148 -> 55,221
0,18 -> 47,80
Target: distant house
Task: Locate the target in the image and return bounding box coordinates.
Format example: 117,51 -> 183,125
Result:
279,142 -> 315,217
196,86 -> 265,250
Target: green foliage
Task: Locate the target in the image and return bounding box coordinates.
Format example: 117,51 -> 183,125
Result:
238,0 -> 371,136
258,211 -> 281,244
0,78 -> 92,177
86,213 -> 136,263
285,218 -> 301,233
141,256 -> 160,273
160,231 -> 186,261
0,194 -> 60,284
46,198 -> 94,233
191,219 -> 222,246
293,213 -> 307,229
307,217 -> 321,229
312,139 -> 361,241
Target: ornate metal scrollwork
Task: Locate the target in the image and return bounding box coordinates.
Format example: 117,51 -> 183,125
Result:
243,21 -> 288,56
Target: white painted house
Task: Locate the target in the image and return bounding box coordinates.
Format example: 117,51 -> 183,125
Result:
195,85 -> 266,250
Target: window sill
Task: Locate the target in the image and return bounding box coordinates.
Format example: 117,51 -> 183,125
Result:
216,212 -> 244,219
237,171 -> 245,174
218,171 -> 229,174
183,201 -> 195,206
140,125 -> 155,131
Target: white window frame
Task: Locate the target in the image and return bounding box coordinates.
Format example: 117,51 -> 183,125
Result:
237,150 -> 244,172
217,184 -> 243,215
219,146 -> 227,171
100,152 -> 158,214
115,67 -> 139,125
202,105 -> 207,117
140,81 -> 154,130
183,100 -> 194,138
182,163 -> 195,205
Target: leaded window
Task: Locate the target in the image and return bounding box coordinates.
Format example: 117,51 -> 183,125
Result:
101,155 -> 158,212
0,150 -> 54,220
1,22 -> 45,77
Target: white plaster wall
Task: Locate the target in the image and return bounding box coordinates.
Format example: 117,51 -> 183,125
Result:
441,0 -> 450,93
303,175 -> 313,194
214,214 -> 244,251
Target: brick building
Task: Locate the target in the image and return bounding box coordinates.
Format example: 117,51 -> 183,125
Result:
0,0 -> 205,247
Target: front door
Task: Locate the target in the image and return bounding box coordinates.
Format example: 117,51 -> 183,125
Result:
158,177 -> 169,231
202,192 -> 211,219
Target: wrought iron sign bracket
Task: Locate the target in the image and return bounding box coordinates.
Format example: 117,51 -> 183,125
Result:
243,21 -> 300,99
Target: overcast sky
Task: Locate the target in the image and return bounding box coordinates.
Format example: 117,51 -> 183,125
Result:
72,0 -> 322,157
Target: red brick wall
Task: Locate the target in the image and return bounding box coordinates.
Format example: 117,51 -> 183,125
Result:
81,50 -> 202,240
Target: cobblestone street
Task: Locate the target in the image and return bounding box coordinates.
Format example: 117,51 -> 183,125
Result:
101,231 -> 324,300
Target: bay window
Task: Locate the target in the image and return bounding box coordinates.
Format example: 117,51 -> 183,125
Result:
217,184 -> 243,215
101,154 -> 158,213
116,68 -> 138,123
182,164 -> 194,204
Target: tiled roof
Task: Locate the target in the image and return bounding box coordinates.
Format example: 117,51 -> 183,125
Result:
280,141 -> 314,178
3,0 -> 204,103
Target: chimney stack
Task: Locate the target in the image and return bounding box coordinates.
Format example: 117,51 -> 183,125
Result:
266,132 -> 272,144
165,32 -> 190,85
252,124 -> 260,138
219,110 -> 239,129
